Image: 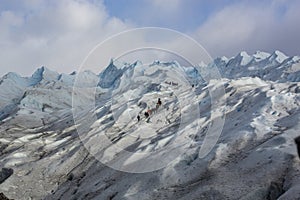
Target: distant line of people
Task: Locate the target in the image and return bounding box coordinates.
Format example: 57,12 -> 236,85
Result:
164,81 -> 178,86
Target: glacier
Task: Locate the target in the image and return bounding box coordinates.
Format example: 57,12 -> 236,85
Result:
0,50 -> 300,199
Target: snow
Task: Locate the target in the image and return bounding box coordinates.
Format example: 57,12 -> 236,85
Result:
274,50 -> 289,63
268,50 -> 289,63
0,51 -> 300,199
292,56 -> 300,62
253,51 -> 271,61
57,73 -> 75,86
220,56 -> 229,62
239,51 -> 253,66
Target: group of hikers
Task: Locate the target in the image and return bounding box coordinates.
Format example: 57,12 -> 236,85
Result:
135,82 -> 196,123
137,98 -> 162,122
164,81 -> 178,86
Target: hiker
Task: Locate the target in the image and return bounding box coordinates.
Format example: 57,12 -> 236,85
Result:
137,115 -> 140,122
144,111 -> 149,118
295,136 -> 300,159
156,98 -> 162,109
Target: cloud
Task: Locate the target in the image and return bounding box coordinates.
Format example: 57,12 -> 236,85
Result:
1,0 -> 299,76
81,27 -> 212,75
0,0 -> 214,76
0,0 -> 132,76
195,0 -> 300,57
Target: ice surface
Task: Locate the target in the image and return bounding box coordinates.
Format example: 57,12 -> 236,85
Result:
0,51 -> 300,199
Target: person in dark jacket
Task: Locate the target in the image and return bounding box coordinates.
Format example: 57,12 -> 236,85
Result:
137,115 -> 140,122
156,98 -> 162,109
295,136 -> 300,158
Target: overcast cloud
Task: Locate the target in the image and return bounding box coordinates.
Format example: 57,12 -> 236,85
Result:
0,0 -> 132,76
0,0 -> 299,76
195,0 -> 300,57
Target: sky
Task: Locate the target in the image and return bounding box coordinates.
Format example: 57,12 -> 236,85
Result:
0,0 -> 299,76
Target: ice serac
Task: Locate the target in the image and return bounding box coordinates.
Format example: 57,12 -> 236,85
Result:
225,51 -> 252,68
268,50 -> 289,63
29,66 -> 61,86
239,51 -> 253,66
98,59 -> 125,88
0,72 -> 30,114
253,51 -> 271,61
30,67 -> 44,86
57,73 -> 75,86
215,50 -> 300,82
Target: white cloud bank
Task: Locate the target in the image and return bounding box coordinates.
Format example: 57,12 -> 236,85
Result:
0,0 -> 299,76
0,0 -> 132,76
195,0 -> 300,57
